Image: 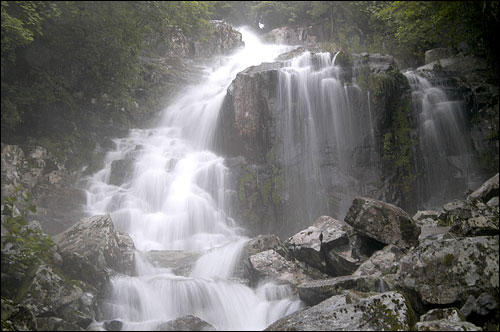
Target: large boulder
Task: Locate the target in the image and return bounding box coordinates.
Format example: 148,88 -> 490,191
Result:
397,235 -> 499,307
298,275 -> 389,306
345,197 -> 420,249
141,250 -> 201,277
285,216 -> 355,275
353,244 -> 404,277
155,315 -> 216,331
416,308 -> 482,331
265,291 -> 415,331
424,48 -> 456,64
54,215 -> 135,282
248,249 -> 328,289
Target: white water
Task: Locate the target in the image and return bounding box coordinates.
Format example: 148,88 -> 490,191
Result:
276,52 -> 376,235
85,28 -> 302,330
404,71 -> 480,208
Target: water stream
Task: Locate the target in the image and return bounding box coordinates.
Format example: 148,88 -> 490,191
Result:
84,28 -> 302,331
404,71 -> 480,209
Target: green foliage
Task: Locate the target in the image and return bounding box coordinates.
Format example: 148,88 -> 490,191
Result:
1,186 -> 55,299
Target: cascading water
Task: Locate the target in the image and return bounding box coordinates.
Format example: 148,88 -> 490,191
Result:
404,71 -> 480,209
84,28 -> 302,331
276,52 -> 376,233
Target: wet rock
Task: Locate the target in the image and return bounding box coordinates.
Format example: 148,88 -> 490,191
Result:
397,235 -> 499,307
156,315 -> 216,331
353,244 -> 404,277
216,61 -> 282,162
54,215 -> 135,278
109,159 -> 135,186
353,53 -> 396,74
425,48 -> 456,64
245,234 -> 283,256
143,250 -> 201,276
344,197 -> 420,250
298,275 -> 389,306
103,319 -> 123,331
265,291 -> 414,331
248,249 -> 328,289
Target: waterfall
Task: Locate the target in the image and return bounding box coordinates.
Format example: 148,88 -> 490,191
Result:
404,71 -> 480,209
276,52 -> 376,233
84,28 -> 302,331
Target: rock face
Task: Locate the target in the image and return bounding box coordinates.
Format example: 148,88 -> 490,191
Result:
345,197 -> 421,249
156,20 -> 244,60
265,291 -> 414,331
262,26 -> 316,45
297,275 -> 389,306
353,244 -> 404,277
397,235 -> 499,307
217,62 -> 282,163
54,215 -> 135,280
1,144 -> 86,235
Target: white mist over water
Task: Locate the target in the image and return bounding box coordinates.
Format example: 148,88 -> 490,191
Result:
276,52 -> 376,234
84,28 -> 301,330
404,71 -> 480,208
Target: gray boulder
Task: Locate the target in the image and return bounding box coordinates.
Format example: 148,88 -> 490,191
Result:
425,48 -> 456,64
298,275 -> 389,306
345,197 -> 420,249
265,291 -> 415,331
142,250 -> 201,277
285,216 -> 354,275
262,26 -> 316,45
54,215 -> 135,279
416,320 -> 482,331
353,244 -> 404,277
155,315 -> 216,331
413,210 -> 440,227
248,249 -> 328,289
398,235 -> 499,307
19,264 -> 97,329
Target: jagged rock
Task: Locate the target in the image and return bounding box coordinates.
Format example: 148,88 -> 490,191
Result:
54,215 -> 135,277
415,320 -> 482,331
142,250 -> 201,276
460,293 -> 498,318
245,234 -> 283,256
285,216 -> 354,274
413,210 -> 440,227
36,317 -> 84,331
353,244 -> 404,277
467,173 -> 499,204
19,263 -> 97,329
155,315 -> 216,331
420,308 -> 465,322
265,291 -> 414,331
248,249 -> 328,289
262,26 -> 316,45
1,297 -> 38,331
353,53 -> 396,74
297,275 -> 389,306
217,61 -> 282,162
344,197 -> 420,250
425,48 -> 456,64
397,235 -> 499,307
416,308 -> 483,332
